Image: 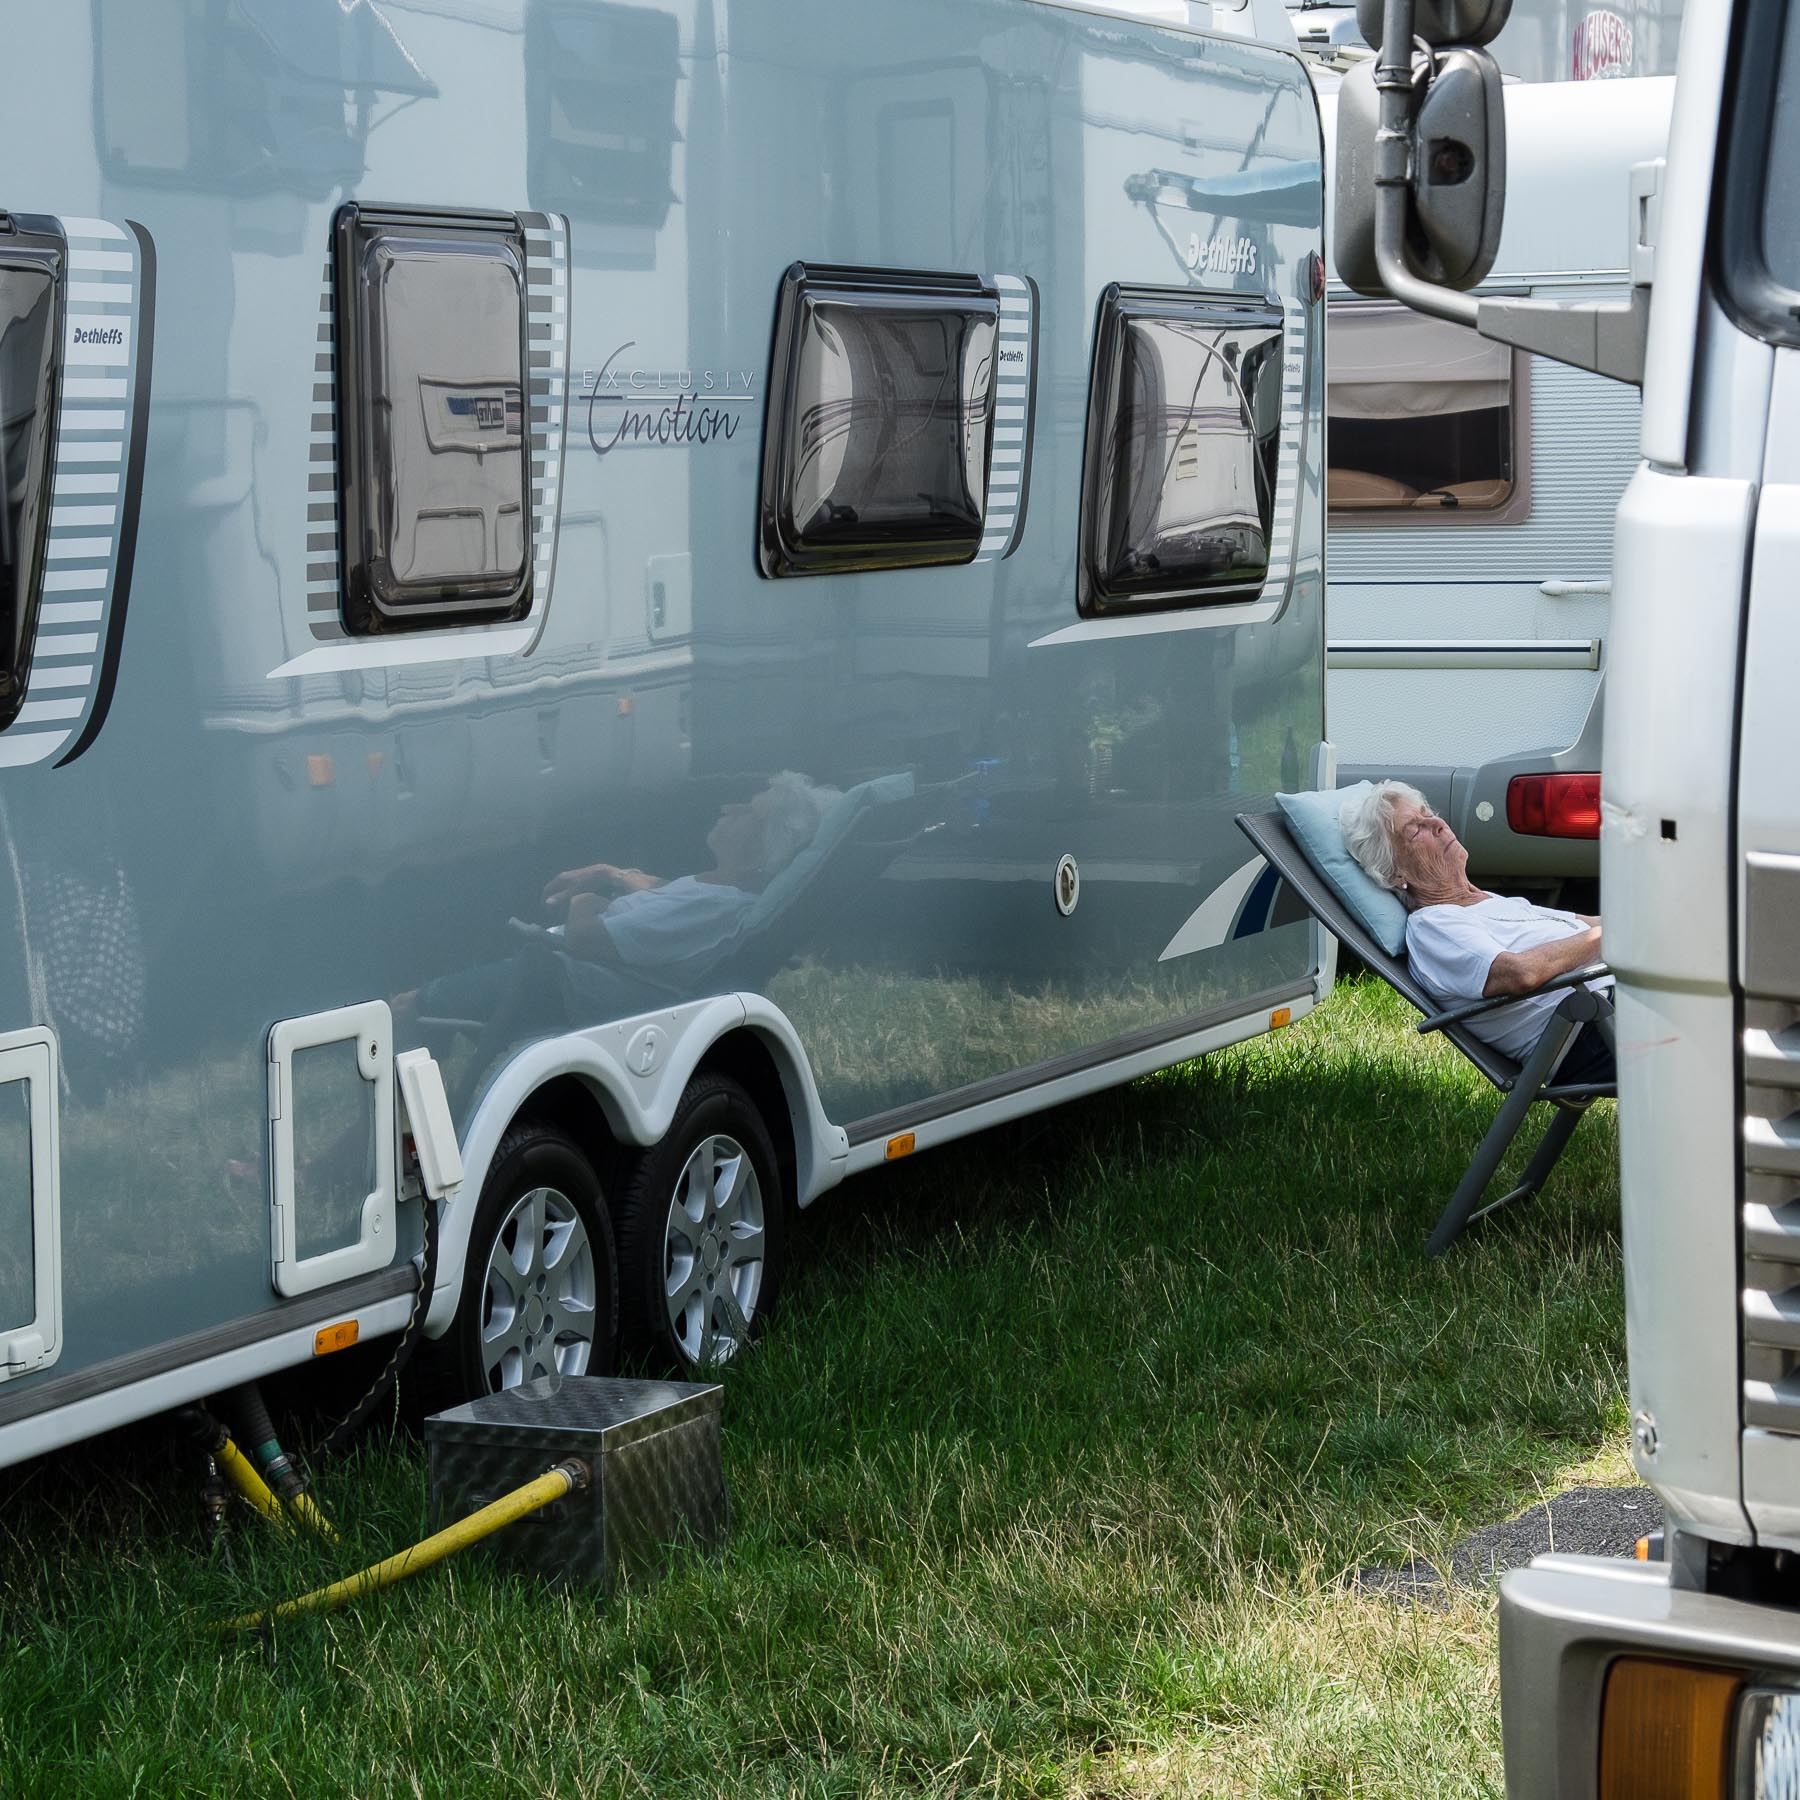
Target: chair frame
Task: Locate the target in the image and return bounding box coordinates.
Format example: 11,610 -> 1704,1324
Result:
1236,808 -> 1614,1254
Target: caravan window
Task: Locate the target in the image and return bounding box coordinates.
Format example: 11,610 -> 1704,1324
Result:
1326,305 -> 1524,521
0,252 -> 60,732
1078,287 -> 1283,616
759,265 -> 1000,578
335,206 -> 531,634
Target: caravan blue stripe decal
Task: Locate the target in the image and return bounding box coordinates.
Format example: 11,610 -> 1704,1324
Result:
1231,865 -> 1283,939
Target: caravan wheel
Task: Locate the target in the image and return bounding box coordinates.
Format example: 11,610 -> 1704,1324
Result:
614,1074 -> 786,1371
417,1125 -> 619,1407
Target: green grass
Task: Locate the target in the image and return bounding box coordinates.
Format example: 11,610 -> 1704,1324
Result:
0,977 -> 1625,1798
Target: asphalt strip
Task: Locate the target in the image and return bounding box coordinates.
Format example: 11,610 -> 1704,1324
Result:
1353,1485 -> 1662,1605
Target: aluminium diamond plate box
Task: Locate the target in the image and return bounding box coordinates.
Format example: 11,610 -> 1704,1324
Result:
425,1374 -> 727,1589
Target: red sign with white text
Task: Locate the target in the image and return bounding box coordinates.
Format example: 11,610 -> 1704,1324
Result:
1573,9 -> 1634,79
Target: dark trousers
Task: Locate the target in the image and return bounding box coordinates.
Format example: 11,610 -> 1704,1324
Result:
1555,1020 -> 1616,1088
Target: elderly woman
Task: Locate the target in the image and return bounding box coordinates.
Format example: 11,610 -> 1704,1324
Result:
1340,780 -> 1614,1084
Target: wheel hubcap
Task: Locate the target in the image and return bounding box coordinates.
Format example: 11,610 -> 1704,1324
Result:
663,1133 -> 765,1366
480,1184 -> 597,1390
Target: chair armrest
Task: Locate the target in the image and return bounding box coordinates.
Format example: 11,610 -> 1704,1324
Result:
1415,963 -> 1612,1035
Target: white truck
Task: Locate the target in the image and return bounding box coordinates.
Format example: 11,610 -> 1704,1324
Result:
1334,0 -> 1800,1790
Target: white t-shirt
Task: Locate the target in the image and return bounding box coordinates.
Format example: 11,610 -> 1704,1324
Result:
1405,895 -> 1608,1060
601,875 -> 754,968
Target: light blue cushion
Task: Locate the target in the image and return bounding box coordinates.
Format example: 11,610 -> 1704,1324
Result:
1274,781 -> 1409,957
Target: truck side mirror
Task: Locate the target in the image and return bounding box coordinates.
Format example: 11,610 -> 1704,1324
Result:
1354,0 -> 1509,49
1413,48 -> 1507,286
1333,0 -> 1509,315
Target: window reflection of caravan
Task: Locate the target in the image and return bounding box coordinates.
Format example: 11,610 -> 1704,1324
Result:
1311,22 -> 1672,897
0,0 -> 1326,1465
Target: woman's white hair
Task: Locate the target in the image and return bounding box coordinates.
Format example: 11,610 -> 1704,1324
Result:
1339,779 -> 1429,891
747,771 -> 841,878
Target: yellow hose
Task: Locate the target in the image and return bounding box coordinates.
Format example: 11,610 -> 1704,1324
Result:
214,1437 -> 286,1529
214,1458 -> 588,1632
285,1489 -> 339,1545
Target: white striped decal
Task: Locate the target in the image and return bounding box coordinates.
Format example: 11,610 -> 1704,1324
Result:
303,253 -> 347,642
975,273 -> 1035,563
295,211 -> 571,669
1253,292 -> 1308,604
519,211 -> 571,655
2,216 -> 141,769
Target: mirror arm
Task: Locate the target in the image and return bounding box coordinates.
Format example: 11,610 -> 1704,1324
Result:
1370,0 -> 1480,326
1471,162 -> 1661,386
1473,289 -> 1650,387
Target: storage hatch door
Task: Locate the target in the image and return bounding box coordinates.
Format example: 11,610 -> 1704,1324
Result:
0,1027 -> 61,1381
268,1001 -> 396,1298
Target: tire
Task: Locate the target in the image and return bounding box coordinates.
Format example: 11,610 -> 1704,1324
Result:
413,1124 -> 618,1411
613,1073 -> 787,1371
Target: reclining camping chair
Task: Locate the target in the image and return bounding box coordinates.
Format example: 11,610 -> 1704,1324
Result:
1235,797 -> 1615,1254
420,772 -> 922,1077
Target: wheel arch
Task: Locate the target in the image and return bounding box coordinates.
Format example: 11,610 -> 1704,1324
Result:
424,993 -> 846,1336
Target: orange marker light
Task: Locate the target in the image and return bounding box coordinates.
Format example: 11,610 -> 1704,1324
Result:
306,754 -> 335,788
1270,1007 -> 1292,1029
885,1133 -> 915,1161
1597,1658 -> 1741,1800
314,1320 -> 360,1357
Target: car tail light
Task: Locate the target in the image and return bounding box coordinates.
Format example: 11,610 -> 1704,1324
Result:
1506,772 -> 1602,838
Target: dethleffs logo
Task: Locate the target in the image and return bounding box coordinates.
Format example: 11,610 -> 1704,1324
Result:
72,324 -> 125,347
1184,234 -> 1258,277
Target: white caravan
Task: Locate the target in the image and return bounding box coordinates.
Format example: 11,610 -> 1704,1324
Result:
1314,44 -> 1671,896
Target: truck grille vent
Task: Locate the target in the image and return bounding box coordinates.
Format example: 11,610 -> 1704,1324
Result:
1742,1004 -> 1800,1432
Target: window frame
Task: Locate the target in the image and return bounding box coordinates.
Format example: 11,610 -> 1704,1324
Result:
1077,284 -> 1285,618
333,202 -> 533,635
0,227 -> 64,735
1713,0 -> 1800,351
1324,300 -> 1531,529
757,261 -> 1002,579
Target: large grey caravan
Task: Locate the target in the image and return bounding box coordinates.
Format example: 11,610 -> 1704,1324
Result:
0,0 -> 1326,1465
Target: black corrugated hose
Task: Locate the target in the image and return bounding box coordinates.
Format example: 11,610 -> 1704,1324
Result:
317,1188 -> 440,1455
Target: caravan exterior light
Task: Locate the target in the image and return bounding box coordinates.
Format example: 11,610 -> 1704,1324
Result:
314,1321 -> 360,1357
1505,772 -> 1601,839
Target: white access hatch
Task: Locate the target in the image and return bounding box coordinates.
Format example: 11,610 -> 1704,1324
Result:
267,1000 -> 397,1298
0,1026 -> 62,1381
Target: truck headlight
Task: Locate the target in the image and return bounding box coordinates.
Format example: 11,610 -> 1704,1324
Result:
1736,1687 -> 1800,1798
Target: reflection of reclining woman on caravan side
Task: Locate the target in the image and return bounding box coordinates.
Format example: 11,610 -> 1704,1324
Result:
399,772 -> 841,1047
538,771 -> 838,971
1340,779 -> 1615,1087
